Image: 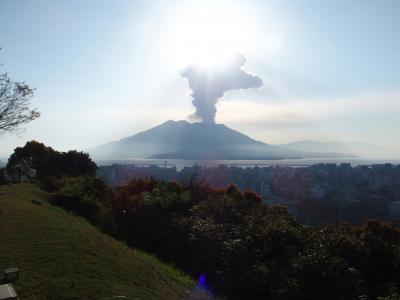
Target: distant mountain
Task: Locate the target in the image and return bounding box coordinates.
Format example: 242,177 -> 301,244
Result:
278,140 -> 388,158
89,120 -> 355,160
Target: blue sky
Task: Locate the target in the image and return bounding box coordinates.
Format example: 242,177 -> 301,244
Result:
0,0 -> 399,158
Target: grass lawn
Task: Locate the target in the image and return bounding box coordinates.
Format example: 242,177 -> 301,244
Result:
0,183 -> 195,299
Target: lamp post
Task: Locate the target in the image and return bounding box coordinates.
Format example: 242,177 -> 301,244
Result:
0,267 -> 19,300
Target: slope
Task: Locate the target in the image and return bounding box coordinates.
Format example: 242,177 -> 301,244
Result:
0,184 -> 193,300
89,120 -> 306,160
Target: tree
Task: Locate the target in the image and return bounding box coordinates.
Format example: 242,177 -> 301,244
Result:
0,56 -> 40,134
7,141 -> 97,180
7,140 -> 56,170
6,140 -> 56,179
40,150 -> 97,178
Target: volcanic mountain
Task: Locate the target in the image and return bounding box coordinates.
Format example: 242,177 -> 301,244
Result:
89,120 -> 354,160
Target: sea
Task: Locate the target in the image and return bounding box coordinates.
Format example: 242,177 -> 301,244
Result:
95,158 -> 400,170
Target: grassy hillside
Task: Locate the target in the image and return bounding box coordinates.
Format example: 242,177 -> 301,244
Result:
0,184 -> 194,300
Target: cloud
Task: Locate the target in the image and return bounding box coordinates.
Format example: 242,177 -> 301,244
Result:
181,54 -> 263,123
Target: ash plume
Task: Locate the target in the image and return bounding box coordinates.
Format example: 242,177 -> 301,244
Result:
181,54 -> 263,123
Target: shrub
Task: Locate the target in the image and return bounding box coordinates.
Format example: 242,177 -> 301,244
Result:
46,176 -> 400,299
49,176 -> 109,222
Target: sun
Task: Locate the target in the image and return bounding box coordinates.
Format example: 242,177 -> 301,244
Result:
168,4 -> 253,69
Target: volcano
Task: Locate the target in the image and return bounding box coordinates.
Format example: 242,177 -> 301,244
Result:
88,120 -> 354,160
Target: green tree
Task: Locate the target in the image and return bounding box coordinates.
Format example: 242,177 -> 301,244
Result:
7,141 -> 97,181
50,176 -> 110,221
40,150 -> 97,178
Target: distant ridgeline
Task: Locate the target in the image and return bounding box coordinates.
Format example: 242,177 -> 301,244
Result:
88,120 -> 356,160
97,162 -> 400,226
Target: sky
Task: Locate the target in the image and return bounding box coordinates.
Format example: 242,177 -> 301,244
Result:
0,0 -> 400,159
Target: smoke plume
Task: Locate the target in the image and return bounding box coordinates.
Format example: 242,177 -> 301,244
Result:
181,54 -> 263,123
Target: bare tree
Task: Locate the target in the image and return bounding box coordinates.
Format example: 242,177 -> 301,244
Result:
0,71 -> 40,135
